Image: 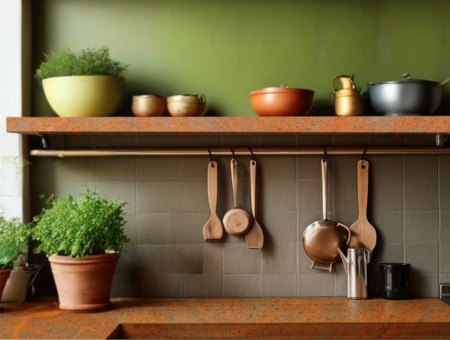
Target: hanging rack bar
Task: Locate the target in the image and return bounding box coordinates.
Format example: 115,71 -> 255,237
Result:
30,146 -> 450,158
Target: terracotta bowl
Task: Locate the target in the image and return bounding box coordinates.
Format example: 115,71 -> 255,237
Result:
132,95 -> 166,117
250,86 -> 314,116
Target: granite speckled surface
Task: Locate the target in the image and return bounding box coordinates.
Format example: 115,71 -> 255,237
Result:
1,298 -> 449,339
7,116 -> 450,135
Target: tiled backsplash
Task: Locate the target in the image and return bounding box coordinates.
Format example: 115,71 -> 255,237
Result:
30,134 -> 450,298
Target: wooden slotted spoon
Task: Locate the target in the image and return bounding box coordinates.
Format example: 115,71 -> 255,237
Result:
203,161 -> 223,241
245,159 -> 264,249
349,160 -> 377,252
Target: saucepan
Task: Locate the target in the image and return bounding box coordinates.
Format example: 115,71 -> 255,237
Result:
367,74 -> 450,116
302,158 -> 351,272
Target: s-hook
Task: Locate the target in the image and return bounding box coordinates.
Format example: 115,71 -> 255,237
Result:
230,148 -> 237,168
322,145 -> 327,162
361,145 -> 368,168
248,147 -> 256,165
207,147 -> 215,167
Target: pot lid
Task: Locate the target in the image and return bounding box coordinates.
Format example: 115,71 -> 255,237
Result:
251,85 -> 314,96
368,73 -> 440,86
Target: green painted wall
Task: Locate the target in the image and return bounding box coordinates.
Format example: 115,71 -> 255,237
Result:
32,0 -> 450,117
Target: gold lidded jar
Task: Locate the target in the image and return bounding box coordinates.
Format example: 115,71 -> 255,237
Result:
332,75 -> 365,116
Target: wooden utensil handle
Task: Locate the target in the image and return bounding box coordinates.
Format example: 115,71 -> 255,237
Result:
250,160 -> 257,217
357,159 -> 369,219
321,158 -> 327,220
207,161 -> 218,214
231,159 -> 238,208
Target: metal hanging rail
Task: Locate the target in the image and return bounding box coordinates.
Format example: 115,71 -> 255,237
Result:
30,146 -> 450,158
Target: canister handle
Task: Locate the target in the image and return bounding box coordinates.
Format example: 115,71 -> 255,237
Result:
332,74 -> 358,92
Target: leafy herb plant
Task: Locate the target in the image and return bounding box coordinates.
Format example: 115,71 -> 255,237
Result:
35,47 -> 128,81
0,215 -> 31,268
32,189 -> 130,258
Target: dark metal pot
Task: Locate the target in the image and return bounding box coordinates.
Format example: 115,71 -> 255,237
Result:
367,74 -> 450,116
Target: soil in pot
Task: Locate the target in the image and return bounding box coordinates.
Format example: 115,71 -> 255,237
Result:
49,253 -> 120,311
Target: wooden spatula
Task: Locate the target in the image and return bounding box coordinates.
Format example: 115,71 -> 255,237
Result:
203,161 -> 223,242
245,160 -> 264,249
349,160 -> 377,252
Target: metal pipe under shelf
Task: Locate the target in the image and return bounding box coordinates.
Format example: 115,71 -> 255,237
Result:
29,146 -> 450,158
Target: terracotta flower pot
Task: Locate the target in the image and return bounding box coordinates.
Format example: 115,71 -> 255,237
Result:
49,253 -> 120,311
0,268 -> 12,302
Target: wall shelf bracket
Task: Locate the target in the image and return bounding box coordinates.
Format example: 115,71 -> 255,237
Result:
436,134 -> 449,147
36,134 -> 48,149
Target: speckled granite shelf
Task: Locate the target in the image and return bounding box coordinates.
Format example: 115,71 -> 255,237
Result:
6,116 -> 450,135
1,298 -> 449,339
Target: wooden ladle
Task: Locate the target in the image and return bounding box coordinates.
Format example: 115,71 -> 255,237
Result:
349,160 -> 377,252
223,158 -> 253,236
203,161 -> 223,241
245,159 -> 264,249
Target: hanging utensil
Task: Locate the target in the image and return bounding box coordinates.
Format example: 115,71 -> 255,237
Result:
302,157 -> 351,272
223,155 -> 253,236
348,159 -> 377,252
203,159 -> 223,242
245,154 -> 264,249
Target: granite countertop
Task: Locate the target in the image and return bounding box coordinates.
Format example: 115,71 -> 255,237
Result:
1,297 -> 449,339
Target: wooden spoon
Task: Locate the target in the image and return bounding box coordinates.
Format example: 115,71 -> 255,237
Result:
203,161 -> 223,241
245,160 -> 264,249
349,160 -> 377,252
223,159 -> 253,236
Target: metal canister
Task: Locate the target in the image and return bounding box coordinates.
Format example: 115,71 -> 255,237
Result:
332,75 -> 365,116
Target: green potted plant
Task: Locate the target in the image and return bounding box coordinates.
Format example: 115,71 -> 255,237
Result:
35,47 -> 128,117
0,215 -> 32,301
32,189 -> 130,311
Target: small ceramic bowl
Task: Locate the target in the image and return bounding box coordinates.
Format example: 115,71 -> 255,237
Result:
132,95 -> 166,117
167,94 -> 207,117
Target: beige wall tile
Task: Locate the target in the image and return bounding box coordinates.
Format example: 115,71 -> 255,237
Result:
262,274 -> 296,297
405,180 -> 438,211
262,243 -> 296,274
177,244 -> 203,274
405,244 -> 438,275
224,243 -> 261,274
405,212 -> 439,243
185,274 -> 223,297
223,274 -> 261,297
138,245 -> 177,274
138,273 -> 184,297
94,157 -> 136,181
297,273 -> 334,296
203,243 -> 223,274
137,157 -> 179,180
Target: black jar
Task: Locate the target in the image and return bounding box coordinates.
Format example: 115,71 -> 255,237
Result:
379,263 -> 411,300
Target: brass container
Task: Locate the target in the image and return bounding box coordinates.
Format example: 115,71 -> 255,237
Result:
332,75 -> 364,116
132,95 -> 166,117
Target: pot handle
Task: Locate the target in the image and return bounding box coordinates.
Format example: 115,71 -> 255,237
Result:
197,94 -> 206,103
439,78 -> 450,87
311,261 -> 333,273
337,222 -> 352,246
